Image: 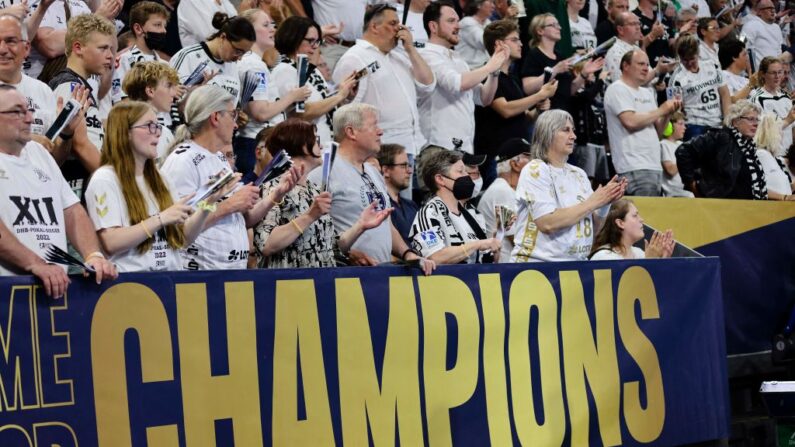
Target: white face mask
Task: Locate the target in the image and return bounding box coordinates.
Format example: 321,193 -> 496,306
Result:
472,177 -> 483,197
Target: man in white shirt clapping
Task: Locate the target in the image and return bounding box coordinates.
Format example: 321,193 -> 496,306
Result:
418,0 -> 509,154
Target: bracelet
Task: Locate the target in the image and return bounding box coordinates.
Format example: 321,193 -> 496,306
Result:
460,245 -> 470,258
60,132 -> 74,140
401,248 -> 416,260
290,219 -> 304,234
85,251 -> 105,261
140,221 -> 153,238
270,192 -> 285,205
196,200 -> 217,212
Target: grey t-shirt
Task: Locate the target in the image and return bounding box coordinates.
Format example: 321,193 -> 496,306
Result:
308,157 -> 392,263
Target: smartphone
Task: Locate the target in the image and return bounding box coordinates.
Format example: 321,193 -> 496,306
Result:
45,99 -> 81,141
354,61 -> 381,80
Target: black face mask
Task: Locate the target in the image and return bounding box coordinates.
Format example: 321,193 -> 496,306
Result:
443,175 -> 476,201
144,31 -> 168,52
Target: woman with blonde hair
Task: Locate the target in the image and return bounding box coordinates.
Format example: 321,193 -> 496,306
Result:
748,56 -> 795,156
755,113 -> 795,196
85,101 -> 234,272
589,199 -> 675,260
521,13 -> 603,111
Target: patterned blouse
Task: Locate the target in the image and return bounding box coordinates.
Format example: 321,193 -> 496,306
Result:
253,179 -> 339,268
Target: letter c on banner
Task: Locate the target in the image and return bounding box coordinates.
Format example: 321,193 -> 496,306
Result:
91,283 -> 178,447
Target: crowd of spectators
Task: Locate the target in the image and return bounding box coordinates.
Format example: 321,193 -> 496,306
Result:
2,0 -> 795,294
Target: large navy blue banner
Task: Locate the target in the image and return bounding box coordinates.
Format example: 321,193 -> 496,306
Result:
0,259 -> 727,446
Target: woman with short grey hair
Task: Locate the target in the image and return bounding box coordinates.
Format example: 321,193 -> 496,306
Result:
678,99 -> 795,200
511,110 -> 627,262
409,149 -> 500,264
160,85 -> 301,269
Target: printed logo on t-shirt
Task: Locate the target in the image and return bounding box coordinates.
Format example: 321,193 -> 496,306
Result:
9,195 -> 58,226
420,230 -> 441,248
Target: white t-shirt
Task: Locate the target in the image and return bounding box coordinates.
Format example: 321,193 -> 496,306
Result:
26,0 -> 92,79
170,42 -> 241,102
237,51 -> 275,139
456,16 -> 490,69
85,166 -> 182,272
311,0 -> 372,42
570,15 -> 597,50
757,149 -> 792,194
590,245 -> 645,260
160,140 -> 249,270
177,0 -> 237,48
51,72 -> 104,152
604,79 -> 663,173
669,61 -> 726,127
723,70 -> 749,95
749,87 -> 793,156
394,4 -> 428,45
409,196 -> 489,264
660,139 -> 695,197
742,14 -> 785,71
511,160 -> 595,262
112,45 -> 161,104
0,74 -> 57,136
699,41 -> 720,66
270,60 -> 334,144
0,142 -> 79,276
476,177 -> 517,263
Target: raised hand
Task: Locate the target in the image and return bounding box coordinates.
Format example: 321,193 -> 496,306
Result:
272,164 -> 303,201
357,201 -> 393,229
307,191 -> 332,220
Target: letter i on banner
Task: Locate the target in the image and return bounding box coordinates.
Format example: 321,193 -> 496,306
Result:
296,54 -> 309,113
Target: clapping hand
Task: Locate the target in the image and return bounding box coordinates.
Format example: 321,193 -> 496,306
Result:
644,229 -> 675,258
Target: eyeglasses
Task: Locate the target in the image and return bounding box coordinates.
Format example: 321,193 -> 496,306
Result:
227,39 -> 249,57
759,6 -> 775,10
503,37 -> 521,43
0,108 -> 32,119
131,121 -> 163,135
737,116 -> 759,123
542,23 -> 561,29
262,21 -> 276,29
218,109 -> 239,121
302,37 -> 322,48
384,162 -> 412,169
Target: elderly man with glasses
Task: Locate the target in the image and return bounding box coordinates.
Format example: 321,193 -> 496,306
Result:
742,0 -> 793,70
0,84 -> 117,295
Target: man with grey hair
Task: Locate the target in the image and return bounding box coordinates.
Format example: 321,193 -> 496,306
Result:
332,4 -> 435,159
0,14 -> 58,151
308,103 -> 435,273
477,138 -> 531,262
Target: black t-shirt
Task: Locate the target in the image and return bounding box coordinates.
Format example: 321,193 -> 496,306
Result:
521,47 -> 574,112
634,8 -> 672,65
474,72 -> 530,156
389,195 -> 419,246
153,0 -> 182,57
595,20 -> 616,45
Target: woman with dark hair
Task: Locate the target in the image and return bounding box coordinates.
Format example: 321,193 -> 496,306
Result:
170,12 -> 256,103
253,118 -> 392,268
85,101 -> 234,272
589,199 -> 675,260
270,16 -> 357,146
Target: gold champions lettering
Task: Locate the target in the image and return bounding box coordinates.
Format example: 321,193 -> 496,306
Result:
0,267 -> 665,446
